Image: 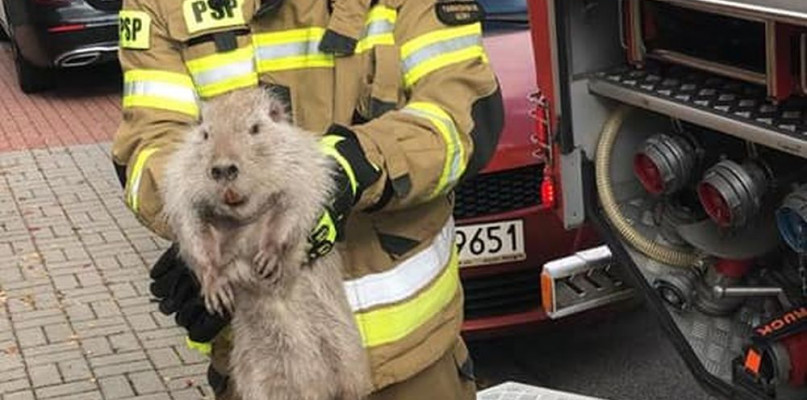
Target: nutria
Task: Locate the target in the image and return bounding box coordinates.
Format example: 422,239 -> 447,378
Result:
159,86 -> 371,400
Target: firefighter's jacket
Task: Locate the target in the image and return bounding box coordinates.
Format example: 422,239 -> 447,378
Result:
112,0 -> 504,390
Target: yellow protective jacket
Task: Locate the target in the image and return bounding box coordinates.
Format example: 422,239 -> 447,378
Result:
112,0 -> 504,390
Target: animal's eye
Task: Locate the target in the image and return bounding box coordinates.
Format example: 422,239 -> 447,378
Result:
249,123 -> 260,135
201,130 -> 209,140
250,125 -> 260,135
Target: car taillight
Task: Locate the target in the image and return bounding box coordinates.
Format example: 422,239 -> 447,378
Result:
48,24 -> 86,33
776,185 -> 807,252
697,160 -> 767,228
633,133 -> 697,196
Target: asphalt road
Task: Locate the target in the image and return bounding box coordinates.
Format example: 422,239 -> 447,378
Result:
468,302 -> 717,400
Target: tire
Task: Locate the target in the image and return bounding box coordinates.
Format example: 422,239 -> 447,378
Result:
10,35 -> 54,93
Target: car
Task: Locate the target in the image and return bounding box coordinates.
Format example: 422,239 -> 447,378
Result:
456,0 -> 607,339
0,0 -> 120,93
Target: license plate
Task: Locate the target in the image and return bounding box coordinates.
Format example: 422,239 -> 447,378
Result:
456,220 -> 526,267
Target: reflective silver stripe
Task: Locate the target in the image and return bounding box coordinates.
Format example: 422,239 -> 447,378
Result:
364,19 -> 394,37
401,34 -> 481,75
402,106 -> 463,185
255,40 -> 322,61
123,81 -> 198,104
192,59 -> 255,87
343,218 -> 455,312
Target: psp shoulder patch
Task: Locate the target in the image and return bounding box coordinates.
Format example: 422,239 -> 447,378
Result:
435,0 -> 484,26
119,10 -> 152,50
183,0 -> 246,34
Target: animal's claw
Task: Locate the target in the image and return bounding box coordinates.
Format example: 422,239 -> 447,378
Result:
254,250 -> 279,279
201,275 -> 234,316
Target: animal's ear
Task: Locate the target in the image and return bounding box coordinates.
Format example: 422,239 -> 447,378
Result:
268,99 -> 290,123
261,85 -> 291,123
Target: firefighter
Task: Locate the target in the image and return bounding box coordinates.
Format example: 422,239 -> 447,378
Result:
112,0 -> 504,397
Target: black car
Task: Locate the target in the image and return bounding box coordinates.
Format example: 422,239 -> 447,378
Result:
0,0 -> 120,93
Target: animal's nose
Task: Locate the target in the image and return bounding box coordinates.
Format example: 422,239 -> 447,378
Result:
211,164 -> 239,181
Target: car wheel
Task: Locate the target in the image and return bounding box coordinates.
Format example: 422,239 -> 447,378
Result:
10,37 -> 54,93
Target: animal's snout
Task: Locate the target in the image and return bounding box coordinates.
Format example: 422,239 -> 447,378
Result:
211,163 -> 239,181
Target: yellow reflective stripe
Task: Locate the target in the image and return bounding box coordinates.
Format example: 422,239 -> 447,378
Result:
356,5 -> 397,53
402,102 -> 466,197
356,33 -> 394,54
400,23 -> 486,87
354,246 -> 460,348
185,46 -> 258,98
126,147 -> 159,214
253,27 -> 327,45
319,136 -> 358,196
366,5 -> 397,25
253,28 -> 335,72
123,70 -> 199,117
185,336 -> 212,356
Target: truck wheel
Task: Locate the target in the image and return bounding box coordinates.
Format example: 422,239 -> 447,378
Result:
11,39 -> 54,94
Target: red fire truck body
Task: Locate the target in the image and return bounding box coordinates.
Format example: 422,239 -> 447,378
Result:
524,1 -> 807,399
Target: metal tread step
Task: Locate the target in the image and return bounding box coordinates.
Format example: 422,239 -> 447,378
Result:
478,381 -> 607,400
588,63 -> 807,159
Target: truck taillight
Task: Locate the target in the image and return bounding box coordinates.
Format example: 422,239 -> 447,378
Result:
633,133 -> 697,196
697,160 -> 767,228
776,185 -> 807,252
540,168 -> 556,208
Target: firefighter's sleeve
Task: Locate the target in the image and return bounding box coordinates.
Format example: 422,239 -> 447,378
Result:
112,0 -> 198,239
348,0 -> 504,212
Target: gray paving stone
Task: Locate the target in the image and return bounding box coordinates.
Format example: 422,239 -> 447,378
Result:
29,363 -> 62,387
48,390 -> 104,400
16,327 -> 46,348
34,379 -> 99,399
94,360 -> 153,378
127,313 -> 158,332
121,393 -> 172,400
168,387 -> 206,400
0,378 -> 30,394
80,337 -> 113,357
89,350 -> 146,368
58,359 -> 93,382
4,389 -> 36,400
109,332 -> 142,353
0,366 -> 27,382
99,375 -> 135,399
146,348 -> 181,369
130,370 -> 166,394
1,143 -> 224,400
43,323 -> 75,344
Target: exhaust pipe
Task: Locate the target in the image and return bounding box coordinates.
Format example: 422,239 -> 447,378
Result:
54,46 -> 116,68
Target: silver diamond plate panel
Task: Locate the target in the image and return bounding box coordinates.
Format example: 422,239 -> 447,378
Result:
618,198 -> 754,382
477,382 -> 607,400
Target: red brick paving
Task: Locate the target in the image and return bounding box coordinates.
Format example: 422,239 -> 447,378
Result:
0,43 -> 123,152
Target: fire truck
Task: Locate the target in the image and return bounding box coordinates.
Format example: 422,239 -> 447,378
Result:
525,0 -> 807,399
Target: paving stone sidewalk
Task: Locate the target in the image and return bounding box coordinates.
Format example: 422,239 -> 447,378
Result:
1,143 -> 215,400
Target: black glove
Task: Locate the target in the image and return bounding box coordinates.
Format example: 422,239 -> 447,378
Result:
149,244 -> 229,353
307,125 -> 381,263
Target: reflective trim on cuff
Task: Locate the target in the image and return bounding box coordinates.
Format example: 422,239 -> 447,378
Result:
126,146 -> 159,214
402,102 -> 466,197
356,5 -> 397,53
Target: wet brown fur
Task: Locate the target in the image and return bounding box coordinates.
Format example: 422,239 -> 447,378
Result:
159,87 -> 372,400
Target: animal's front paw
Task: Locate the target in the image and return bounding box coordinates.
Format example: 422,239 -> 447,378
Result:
253,249 -> 282,284
201,273 -> 235,317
